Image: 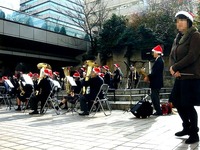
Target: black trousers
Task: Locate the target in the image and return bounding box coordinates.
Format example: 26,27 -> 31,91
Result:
177,105 -> 198,134
30,94 -> 48,111
151,88 -> 162,114
79,94 -> 93,112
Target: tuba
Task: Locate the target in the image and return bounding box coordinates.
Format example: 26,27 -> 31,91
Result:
36,62 -> 52,95
37,62 -> 52,83
62,66 -> 72,94
82,60 -> 98,94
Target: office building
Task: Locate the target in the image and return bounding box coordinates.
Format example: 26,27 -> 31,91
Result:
20,0 -> 86,38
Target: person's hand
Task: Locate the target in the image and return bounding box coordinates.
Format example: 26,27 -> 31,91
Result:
144,76 -> 150,83
169,66 -> 181,78
169,66 -> 175,75
174,71 -> 181,78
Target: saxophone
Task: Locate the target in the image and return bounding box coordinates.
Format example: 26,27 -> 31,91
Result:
18,80 -> 25,96
62,66 -> 72,94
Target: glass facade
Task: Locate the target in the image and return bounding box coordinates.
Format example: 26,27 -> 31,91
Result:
20,0 -> 86,38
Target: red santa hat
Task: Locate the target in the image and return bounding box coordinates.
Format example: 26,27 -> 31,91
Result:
33,73 -> 39,78
175,11 -> 194,22
53,71 -> 59,76
44,69 -> 52,76
103,65 -> 109,70
2,76 -> 8,80
28,72 -> 33,78
114,64 -> 120,68
99,73 -> 105,78
152,45 -> 163,55
73,72 -> 80,78
93,67 -> 101,74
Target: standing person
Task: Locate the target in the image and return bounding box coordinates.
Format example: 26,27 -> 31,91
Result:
128,65 -> 139,89
112,64 -> 123,89
144,45 -> 164,116
102,65 -> 111,87
169,11 -> 200,144
79,67 -> 104,116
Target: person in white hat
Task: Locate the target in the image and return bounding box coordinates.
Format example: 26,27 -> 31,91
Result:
144,44 -> 164,116
169,10 -> 200,144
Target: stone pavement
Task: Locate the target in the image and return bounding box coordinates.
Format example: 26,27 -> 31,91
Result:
0,106 -> 200,150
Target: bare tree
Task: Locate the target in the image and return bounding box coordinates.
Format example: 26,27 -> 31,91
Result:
57,0 -> 109,57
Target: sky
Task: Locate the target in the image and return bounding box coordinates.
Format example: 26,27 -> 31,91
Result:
0,0 -> 20,10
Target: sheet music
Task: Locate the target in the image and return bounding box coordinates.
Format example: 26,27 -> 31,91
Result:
22,74 -> 34,85
52,80 -> 61,88
66,76 -> 77,86
5,79 -> 14,88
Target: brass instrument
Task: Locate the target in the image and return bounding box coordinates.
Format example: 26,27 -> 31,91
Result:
134,67 -> 137,80
139,67 -> 149,82
18,79 -> 25,96
82,60 -> 98,94
62,66 -> 72,94
36,62 -> 52,95
37,62 -> 52,83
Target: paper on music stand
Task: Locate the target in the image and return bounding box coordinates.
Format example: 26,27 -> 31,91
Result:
66,76 -> 77,86
5,79 -> 14,88
52,80 -> 61,88
22,74 -> 34,85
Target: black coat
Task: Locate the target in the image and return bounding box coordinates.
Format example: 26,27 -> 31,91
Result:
148,57 -> 164,89
82,75 -> 104,100
36,77 -> 52,98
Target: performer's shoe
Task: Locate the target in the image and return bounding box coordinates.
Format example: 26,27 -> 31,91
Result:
15,107 -> 21,111
185,134 -> 199,144
153,112 -> 163,116
79,112 -> 89,116
175,130 -> 189,137
29,111 -> 39,115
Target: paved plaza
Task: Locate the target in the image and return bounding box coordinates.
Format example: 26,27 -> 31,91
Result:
0,106 -> 200,150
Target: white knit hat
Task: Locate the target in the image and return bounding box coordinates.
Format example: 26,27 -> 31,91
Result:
175,11 -> 194,22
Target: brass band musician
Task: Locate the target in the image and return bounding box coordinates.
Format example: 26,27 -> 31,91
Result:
15,72 -> 34,111
79,67 -> 104,116
29,69 -> 52,115
57,72 -> 82,110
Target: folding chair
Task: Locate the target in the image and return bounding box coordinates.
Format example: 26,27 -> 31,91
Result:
89,84 -> 112,116
40,85 -> 61,115
23,90 -> 35,113
64,94 -> 80,114
0,86 -> 6,107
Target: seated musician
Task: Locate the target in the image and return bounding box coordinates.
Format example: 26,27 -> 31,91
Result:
29,69 -> 52,115
57,72 -> 82,110
79,67 -> 104,116
32,73 -> 39,90
15,73 -> 34,111
0,76 -> 11,94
